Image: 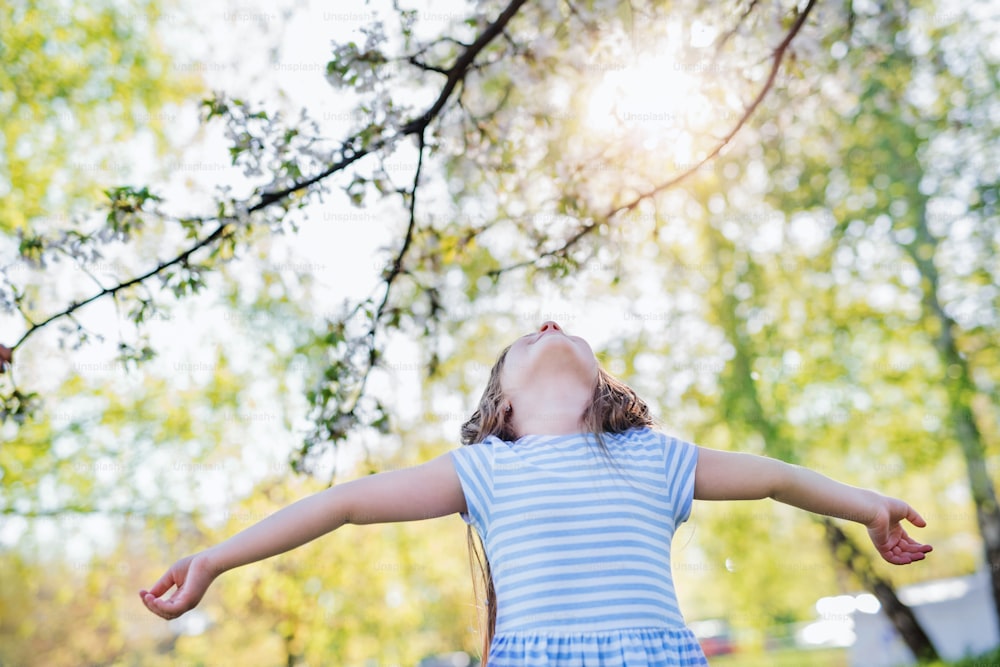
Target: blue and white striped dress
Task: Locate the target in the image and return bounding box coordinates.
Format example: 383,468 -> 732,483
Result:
450,427 -> 707,666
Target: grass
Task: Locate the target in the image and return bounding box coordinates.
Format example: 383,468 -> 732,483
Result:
924,646 -> 1000,667
706,646 -> 1000,667
708,648 -> 848,667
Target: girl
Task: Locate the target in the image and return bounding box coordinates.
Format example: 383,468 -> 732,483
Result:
141,321 -> 932,665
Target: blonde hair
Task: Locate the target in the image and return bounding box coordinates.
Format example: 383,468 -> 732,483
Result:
459,344 -> 655,662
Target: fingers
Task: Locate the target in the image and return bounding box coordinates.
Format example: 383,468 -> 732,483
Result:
145,569 -> 178,598
865,500 -> 932,566
885,551 -> 923,565
140,590 -> 171,619
905,505 -> 927,528
139,568 -> 185,620
882,531 -> 933,565
140,589 -> 188,620
140,556 -> 210,620
900,530 -> 933,551
883,544 -> 922,564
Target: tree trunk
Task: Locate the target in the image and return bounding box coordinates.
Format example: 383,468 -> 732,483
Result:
706,227 -> 939,656
898,209 -> 1000,639
283,630 -> 300,667
821,518 -> 939,661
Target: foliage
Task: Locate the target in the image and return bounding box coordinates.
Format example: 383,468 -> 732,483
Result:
2,0 -> 998,663
1,0 -> 825,466
0,0 -> 200,232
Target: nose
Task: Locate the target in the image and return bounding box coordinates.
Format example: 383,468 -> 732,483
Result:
539,321 -> 562,333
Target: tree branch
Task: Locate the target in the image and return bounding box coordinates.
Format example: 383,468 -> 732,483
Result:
378,132 -> 426,320
615,0 -> 818,215
399,0 -> 529,135
361,132 -> 426,402
713,0 -> 761,60
408,54 -> 450,75
0,506 -> 197,519
11,220 -> 235,351
490,0 -> 819,277
9,0 -> 530,354
311,131 -> 428,483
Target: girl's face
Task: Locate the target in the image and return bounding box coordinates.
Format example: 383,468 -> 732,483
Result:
500,321 -> 599,395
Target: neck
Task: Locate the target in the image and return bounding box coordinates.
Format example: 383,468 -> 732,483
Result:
509,376 -> 592,438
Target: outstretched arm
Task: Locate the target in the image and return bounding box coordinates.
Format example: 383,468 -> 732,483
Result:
693,448 -> 932,565
140,453 -> 466,620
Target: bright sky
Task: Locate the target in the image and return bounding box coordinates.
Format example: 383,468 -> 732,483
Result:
4,0 -> 727,557
6,3 -> 992,645
0,0 -> 648,559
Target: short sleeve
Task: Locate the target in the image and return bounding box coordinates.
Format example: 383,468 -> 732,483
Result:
448,440 -> 495,538
663,435 -> 699,524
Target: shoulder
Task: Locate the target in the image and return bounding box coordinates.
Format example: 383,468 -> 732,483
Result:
605,426 -> 673,450
627,427 -> 698,450
449,435 -> 511,466
611,428 -> 699,465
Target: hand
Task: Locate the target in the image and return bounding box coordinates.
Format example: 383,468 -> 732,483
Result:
866,496 -> 933,565
139,552 -> 218,620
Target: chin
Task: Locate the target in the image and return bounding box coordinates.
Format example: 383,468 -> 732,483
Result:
530,337 -> 598,376
533,333 -> 589,356
504,335 -> 597,389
